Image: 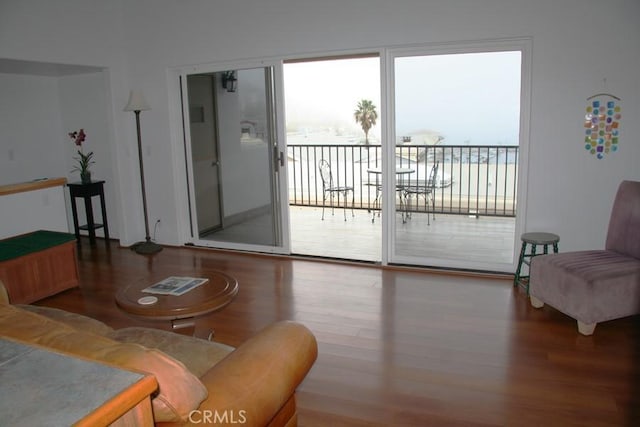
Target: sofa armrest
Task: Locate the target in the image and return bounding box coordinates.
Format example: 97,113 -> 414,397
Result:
162,321 -> 317,427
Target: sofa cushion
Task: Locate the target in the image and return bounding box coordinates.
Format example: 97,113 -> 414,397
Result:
16,304 -> 114,336
107,327 -> 234,378
0,304 -> 207,423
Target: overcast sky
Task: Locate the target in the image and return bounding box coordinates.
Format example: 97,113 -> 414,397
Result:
284,57 -> 381,138
284,51 -> 521,146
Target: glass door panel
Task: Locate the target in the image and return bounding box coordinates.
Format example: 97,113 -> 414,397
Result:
182,65 -> 288,253
389,49 -> 525,272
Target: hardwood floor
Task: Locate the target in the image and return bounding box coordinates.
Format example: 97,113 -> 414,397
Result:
36,239 -> 639,426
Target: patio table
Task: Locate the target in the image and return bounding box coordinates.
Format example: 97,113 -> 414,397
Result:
366,167 -> 414,223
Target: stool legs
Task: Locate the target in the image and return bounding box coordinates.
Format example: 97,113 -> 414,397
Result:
514,241 -> 527,287
514,242 -> 535,292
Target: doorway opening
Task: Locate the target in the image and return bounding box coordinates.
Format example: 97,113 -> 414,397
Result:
182,65 -> 286,252
390,49 -> 523,271
284,55 -> 382,261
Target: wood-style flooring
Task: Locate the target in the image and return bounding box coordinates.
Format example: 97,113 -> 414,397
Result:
35,239 -> 640,426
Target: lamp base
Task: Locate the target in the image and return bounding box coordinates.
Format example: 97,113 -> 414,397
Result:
131,239 -> 163,255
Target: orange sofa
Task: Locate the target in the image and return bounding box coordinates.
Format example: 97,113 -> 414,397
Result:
0,280 -> 317,426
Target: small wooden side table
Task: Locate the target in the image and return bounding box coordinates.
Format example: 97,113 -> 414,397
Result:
68,181 -> 109,244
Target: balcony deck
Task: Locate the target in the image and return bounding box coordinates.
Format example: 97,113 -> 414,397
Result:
204,143 -> 519,269
290,206 -> 516,265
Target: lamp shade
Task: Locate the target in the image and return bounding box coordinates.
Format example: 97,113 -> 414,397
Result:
123,90 -> 150,112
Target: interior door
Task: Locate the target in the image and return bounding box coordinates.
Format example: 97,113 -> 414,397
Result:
181,64 -> 289,254
187,74 -> 222,234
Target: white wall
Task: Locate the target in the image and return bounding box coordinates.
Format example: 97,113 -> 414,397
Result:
0,185 -> 69,239
58,72 -> 118,238
0,0 -> 134,242
218,69 -> 272,218
0,73 -> 66,184
0,71 -> 119,239
1,0 -> 639,253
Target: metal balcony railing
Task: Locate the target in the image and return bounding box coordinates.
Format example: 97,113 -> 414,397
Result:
287,144 -> 518,217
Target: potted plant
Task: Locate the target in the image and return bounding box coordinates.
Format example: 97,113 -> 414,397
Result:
69,129 -> 94,184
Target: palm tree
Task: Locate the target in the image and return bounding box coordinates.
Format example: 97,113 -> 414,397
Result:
354,99 -> 378,145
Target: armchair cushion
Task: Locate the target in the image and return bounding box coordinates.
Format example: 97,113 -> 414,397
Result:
531,250 -> 640,325
16,304 -> 115,336
107,327 -> 234,378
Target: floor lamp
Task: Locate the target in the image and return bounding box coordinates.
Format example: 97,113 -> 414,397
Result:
124,90 -> 163,254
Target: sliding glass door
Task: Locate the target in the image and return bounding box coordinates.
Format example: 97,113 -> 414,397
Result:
386,41 -> 530,272
170,41 -> 529,271
180,63 -> 289,254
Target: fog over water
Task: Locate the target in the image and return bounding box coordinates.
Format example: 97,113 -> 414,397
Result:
284,51 -> 521,147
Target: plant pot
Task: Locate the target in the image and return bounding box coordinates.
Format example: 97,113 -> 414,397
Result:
80,171 -> 92,184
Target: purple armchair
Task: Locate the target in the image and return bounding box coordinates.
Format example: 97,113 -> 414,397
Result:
529,180 -> 640,335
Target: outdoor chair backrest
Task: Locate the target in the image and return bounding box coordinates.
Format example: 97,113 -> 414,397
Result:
427,161 -> 440,190
318,160 -> 333,189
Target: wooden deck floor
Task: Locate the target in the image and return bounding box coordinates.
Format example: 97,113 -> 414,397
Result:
290,206 -> 516,266
201,206 -> 516,270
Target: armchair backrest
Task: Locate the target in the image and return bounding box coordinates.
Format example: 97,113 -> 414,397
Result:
605,180 -> 640,259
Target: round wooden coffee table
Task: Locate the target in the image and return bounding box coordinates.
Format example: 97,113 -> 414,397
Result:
115,271 -> 238,334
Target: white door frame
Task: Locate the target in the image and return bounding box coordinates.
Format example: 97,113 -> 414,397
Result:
381,38 -> 532,272
167,59 -> 291,254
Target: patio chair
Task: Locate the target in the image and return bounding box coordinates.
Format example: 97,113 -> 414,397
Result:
402,161 -> 439,225
318,159 -> 354,221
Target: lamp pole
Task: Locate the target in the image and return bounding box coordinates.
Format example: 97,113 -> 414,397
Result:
124,90 -> 162,254
133,109 -> 161,254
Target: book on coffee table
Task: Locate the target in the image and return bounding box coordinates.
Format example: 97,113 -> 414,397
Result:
142,276 -> 209,296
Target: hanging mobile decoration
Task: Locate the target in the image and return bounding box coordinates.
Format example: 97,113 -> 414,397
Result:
584,90 -> 621,160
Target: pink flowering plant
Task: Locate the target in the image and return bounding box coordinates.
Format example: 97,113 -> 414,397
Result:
69,128 -> 94,182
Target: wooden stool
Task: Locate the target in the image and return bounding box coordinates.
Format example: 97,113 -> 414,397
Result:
514,232 -> 559,292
